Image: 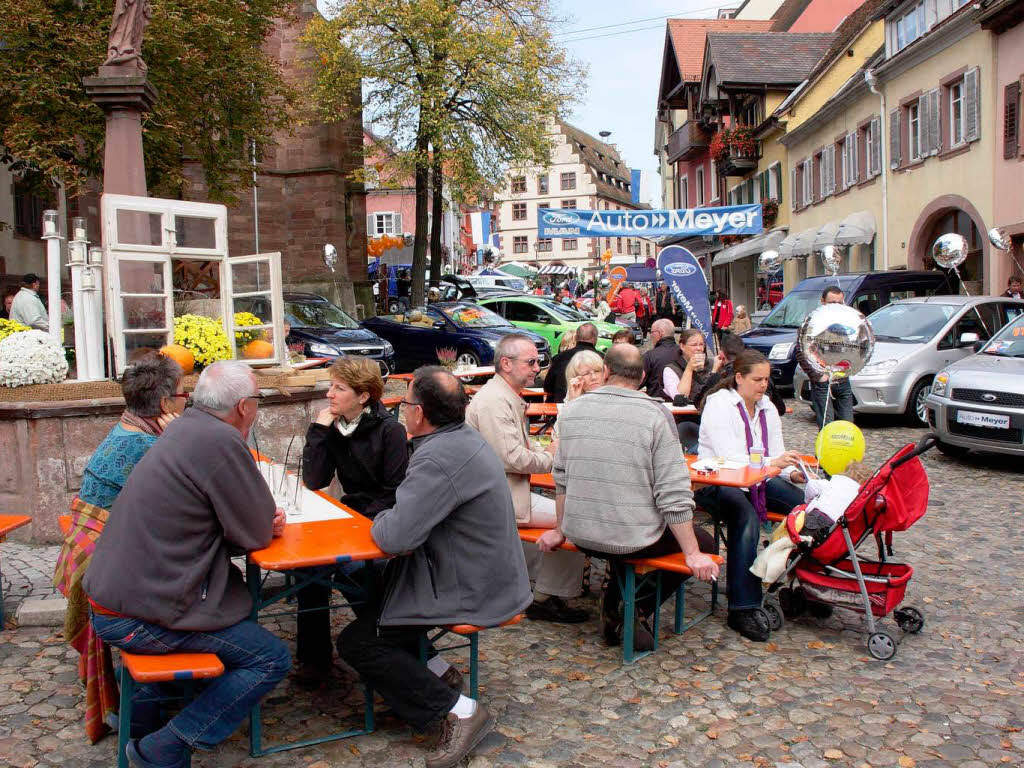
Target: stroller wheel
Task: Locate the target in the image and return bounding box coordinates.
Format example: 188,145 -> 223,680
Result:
751,607 -> 773,636
868,631 -> 898,660
894,606 -> 925,634
778,586 -> 806,618
763,601 -> 784,631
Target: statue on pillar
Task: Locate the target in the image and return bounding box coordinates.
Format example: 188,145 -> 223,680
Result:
103,0 -> 152,71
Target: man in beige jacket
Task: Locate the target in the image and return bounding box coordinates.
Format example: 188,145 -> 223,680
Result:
466,333 -> 588,623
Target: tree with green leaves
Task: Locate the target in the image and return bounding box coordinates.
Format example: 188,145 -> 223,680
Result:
305,0 -> 584,306
0,0 -> 296,206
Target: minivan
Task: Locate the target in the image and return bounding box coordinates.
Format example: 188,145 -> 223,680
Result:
740,271 -> 949,388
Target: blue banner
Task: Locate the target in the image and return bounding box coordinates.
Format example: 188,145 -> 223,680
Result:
658,246 -> 714,352
537,204 -> 762,239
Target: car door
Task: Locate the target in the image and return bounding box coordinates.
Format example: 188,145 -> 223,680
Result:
503,300 -> 559,348
937,303 -> 995,366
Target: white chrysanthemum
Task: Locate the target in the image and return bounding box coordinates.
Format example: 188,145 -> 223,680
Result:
0,330 -> 69,387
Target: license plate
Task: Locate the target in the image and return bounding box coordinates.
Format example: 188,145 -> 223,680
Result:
955,410 -> 1010,430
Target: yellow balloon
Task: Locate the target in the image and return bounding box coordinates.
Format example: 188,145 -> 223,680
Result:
814,420 -> 865,476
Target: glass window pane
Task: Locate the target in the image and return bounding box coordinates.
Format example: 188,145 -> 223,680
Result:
123,297 -> 167,330
124,332 -> 170,360
174,215 -> 217,249
233,297 -> 275,359
116,210 -> 163,246
232,261 -> 271,294
119,260 -> 165,294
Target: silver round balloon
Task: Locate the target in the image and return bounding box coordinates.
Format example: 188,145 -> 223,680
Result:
932,232 -> 968,269
820,244 -> 843,275
759,250 -> 782,273
797,303 -> 875,380
988,227 -> 1010,252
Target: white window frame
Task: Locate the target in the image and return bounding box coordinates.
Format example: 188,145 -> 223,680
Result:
766,161 -> 781,200
908,101 -> 922,160
696,167 -> 706,205
102,193 -> 284,374
709,158 -> 719,200
950,79 -> 965,147
679,175 -> 689,208
373,212 -> 398,235
894,1 -> 926,53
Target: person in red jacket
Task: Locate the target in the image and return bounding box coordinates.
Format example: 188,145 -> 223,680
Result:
636,288 -> 652,339
712,290 -> 734,335
615,283 -> 640,323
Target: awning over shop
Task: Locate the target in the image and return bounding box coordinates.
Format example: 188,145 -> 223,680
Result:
537,265 -> 574,275
780,225 -> 822,258
812,220 -> 840,250
711,229 -> 787,267
834,210 -> 876,246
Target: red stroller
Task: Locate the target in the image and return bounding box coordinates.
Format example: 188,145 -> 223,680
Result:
761,435 -> 936,660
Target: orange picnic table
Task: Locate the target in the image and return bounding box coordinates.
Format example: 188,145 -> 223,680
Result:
389,365 -> 497,383
0,515 -> 32,624
528,456 -> 787,493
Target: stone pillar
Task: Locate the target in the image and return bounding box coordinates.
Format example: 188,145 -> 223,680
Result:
82,68 -> 157,196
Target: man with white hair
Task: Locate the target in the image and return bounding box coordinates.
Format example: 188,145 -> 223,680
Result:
84,361 -> 291,768
642,318 -> 680,400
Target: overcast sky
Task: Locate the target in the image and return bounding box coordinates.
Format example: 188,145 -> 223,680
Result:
553,1 -> 737,207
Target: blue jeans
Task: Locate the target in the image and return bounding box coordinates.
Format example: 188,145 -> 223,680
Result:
811,377 -> 854,427
92,613 -> 291,749
695,478 -> 804,611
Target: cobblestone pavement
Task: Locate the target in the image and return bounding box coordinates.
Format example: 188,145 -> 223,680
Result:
1,399 -> 1022,768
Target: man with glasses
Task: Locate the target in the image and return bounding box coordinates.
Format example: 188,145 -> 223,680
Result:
84,361 -> 290,767
466,334 -> 588,624
339,367 -> 530,768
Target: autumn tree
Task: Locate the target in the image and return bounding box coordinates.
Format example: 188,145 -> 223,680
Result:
0,0 -> 295,206
305,0 -> 584,306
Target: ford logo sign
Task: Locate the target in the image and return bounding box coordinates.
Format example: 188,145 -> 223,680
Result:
981,393 -> 997,402
543,211 -> 580,225
662,262 -> 698,277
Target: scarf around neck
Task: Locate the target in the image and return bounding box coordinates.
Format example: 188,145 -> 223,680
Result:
336,406 -> 371,437
736,401 -> 770,523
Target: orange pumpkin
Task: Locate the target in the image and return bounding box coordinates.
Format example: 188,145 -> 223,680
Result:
160,344 -> 195,374
243,339 -> 274,359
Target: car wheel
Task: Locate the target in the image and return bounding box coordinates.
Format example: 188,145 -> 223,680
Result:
936,440 -> 969,458
387,298 -> 400,313
905,378 -> 932,426
457,350 -> 481,368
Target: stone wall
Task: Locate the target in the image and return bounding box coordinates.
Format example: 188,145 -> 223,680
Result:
0,388 -> 328,545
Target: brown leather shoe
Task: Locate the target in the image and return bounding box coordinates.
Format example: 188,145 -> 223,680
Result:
424,705 -> 494,768
440,665 -> 464,693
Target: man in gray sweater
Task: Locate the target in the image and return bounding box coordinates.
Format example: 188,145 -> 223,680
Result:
85,361 -> 290,768
538,344 -> 719,648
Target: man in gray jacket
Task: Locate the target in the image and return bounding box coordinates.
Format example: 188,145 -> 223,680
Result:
538,344 -> 719,649
339,366 -> 531,768
85,361 -> 291,768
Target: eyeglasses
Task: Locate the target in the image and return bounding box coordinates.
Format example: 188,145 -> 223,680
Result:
509,356 -> 541,368
400,399 -> 420,408
168,392 -> 190,399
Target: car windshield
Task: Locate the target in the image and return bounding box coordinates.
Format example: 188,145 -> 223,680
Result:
285,299 -> 360,329
981,314 -> 1024,357
867,302 -> 957,342
544,301 -> 587,321
439,304 -> 510,328
761,291 -> 827,328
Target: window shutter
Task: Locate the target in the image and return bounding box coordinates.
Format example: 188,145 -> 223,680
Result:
774,164 -> 783,204
366,214 -> 375,235
826,146 -> 836,196
927,88 -> 941,155
1005,81 -> 1020,160
849,132 -> 859,185
889,108 -> 901,168
791,167 -> 797,211
871,117 -> 882,176
964,67 -> 980,142
394,213 -> 403,233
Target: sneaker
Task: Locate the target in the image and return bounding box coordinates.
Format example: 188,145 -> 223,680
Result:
125,739 -> 188,768
424,705 -> 495,768
727,609 -> 769,642
440,666 -> 464,693
525,596 -> 588,624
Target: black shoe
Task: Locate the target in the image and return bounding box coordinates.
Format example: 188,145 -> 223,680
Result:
631,617 -> 655,652
526,596 -> 588,624
600,592 -> 621,646
292,659 -> 333,689
727,609 -> 769,642
807,601 -> 834,619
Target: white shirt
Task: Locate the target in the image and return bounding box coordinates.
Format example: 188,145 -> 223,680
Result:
697,388 -> 797,480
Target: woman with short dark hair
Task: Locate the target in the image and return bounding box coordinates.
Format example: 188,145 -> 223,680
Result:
53,353 -> 186,743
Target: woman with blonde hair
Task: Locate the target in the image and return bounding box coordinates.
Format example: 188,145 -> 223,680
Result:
729,304 -> 753,334
558,329 -> 577,353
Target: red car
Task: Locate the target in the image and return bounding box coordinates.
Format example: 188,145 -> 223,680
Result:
758,279 -> 783,310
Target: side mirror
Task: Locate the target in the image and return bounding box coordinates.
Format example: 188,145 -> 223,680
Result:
959,331 -> 980,346
432,320 -> 446,330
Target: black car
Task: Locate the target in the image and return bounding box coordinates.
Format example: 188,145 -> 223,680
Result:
361,301 -> 550,372
244,292 -> 397,375
740,271 -> 949,388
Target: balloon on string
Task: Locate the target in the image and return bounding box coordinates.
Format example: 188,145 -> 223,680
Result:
758,250 -> 782,273
932,232 -> 968,269
797,303 -> 875,380
814,420 -> 866,476
988,227 -> 1010,252
820,244 -> 843,276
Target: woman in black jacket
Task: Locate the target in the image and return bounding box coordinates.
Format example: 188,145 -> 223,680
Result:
297,357 -> 409,680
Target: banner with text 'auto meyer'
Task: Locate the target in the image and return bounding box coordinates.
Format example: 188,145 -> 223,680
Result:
658,246 -> 714,353
537,204 -> 762,239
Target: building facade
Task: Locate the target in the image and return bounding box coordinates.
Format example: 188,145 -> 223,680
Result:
494,121 -> 654,274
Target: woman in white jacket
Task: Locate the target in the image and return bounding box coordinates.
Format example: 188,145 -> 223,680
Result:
696,349 -> 806,642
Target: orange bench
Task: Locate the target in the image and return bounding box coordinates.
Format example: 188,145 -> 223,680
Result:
0,514 -> 32,625
419,614 -> 523,698
116,652 -> 225,768
519,528 -> 722,663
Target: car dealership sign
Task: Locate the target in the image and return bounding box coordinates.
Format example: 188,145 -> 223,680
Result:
537,204 -> 762,239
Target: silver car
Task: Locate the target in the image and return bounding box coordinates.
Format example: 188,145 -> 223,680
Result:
794,296 -> 1024,425
926,312 -> 1024,456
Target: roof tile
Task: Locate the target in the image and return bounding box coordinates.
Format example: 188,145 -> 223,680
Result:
666,18 -> 774,83
704,32 -> 835,86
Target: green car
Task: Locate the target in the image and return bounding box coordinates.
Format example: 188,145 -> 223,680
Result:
477,295 -> 621,353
